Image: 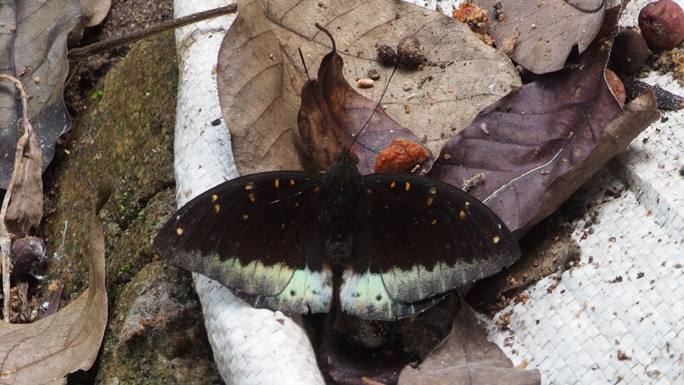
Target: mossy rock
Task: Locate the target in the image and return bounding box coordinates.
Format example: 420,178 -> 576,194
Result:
40,31 -> 221,384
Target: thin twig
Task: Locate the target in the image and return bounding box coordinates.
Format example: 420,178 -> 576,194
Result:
68,4 -> 238,60
0,74 -> 33,321
0,74 -> 30,133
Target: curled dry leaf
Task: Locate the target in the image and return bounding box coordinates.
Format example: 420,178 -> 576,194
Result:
4,131 -> 43,237
472,0 -> 606,74
429,6 -> 660,235
398,304 -> 541,385
0,0 -> 111,188
299,39 -> 430,174
0,212 -> 107,385
218,0 -> 520,174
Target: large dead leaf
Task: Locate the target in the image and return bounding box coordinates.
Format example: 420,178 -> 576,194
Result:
299,32 -> 431,174
0,212 -> 107,385
428,6 -> 659,235
0,0 -> 111,188
472,0 -> 606,74
398,304 -> 540,385
218,0 -> 520,174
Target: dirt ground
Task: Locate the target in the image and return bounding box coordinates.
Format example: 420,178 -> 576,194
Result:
65,0 -> 174,114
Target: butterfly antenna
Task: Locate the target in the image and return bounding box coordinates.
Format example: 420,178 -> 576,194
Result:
349,53 -> 401,150
314,23 -> 336,52
298,47 -> 311,81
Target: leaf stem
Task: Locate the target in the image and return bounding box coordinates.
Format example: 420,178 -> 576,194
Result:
0,74 -> 30,134
0,73 -> 33,322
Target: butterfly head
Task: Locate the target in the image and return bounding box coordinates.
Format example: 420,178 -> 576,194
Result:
334,149 -> 359,165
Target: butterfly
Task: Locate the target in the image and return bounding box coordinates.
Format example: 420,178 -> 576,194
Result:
153,25 -> 520,322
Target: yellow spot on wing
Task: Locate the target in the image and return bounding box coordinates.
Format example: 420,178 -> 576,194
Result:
429,186 -> 437,195
426,196 -> 434,206
405,181 -> 411,191
245,183 -> 255,190
211,194 -> 218,202
431,218 -> 437,225
242,214 -> 249,220
390,181 -> 396,188
275,179 -> 280,188
249,192 -> 256,202
176,227 -> 184,236
492,235 -> 500,244
289,179 -> 295,186
214,204 -> 221,213
459,210 -> 467,219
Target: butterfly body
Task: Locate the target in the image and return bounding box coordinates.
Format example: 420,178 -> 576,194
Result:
154,150 -> 519,320
320,156 -> 364,271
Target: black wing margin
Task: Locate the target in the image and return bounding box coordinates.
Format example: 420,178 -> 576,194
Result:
154,171 -> 333,314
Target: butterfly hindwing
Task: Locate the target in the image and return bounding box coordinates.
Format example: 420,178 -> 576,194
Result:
154,171 -> 333,314
340,173 -> 519,320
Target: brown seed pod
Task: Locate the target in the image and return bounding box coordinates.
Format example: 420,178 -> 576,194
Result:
639,0 -> 684,51
397,35 -> 425,68
376,44 -> 397,66
610,29 -> 651,76
11,236 -> 47,279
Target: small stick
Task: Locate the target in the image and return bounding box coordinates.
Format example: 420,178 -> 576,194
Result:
68,4 -> 238,60
0,74 -> 33,321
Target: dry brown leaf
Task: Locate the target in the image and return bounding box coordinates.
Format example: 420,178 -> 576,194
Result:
398,304 -> 540,385
0,0 -> 112,188
298,32 -> 431,174
4,132 -> 43,237
0,212 -> 107,385
473,0 -> 606,74
218,0 -> 520,174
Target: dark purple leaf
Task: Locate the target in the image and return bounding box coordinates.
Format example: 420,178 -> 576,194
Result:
429,6 -> 659,234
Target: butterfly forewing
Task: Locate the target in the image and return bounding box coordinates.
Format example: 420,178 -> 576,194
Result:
154,171 -> 333,314
339,173 -> 519,320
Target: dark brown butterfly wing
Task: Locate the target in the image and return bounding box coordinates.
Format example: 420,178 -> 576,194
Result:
339,173 -> 519,320
154,171 -> 333,314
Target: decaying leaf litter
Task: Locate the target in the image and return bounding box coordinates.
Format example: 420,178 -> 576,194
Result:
0,75 -> 107,384
0,0 -> 679,383
430,6 -> 659,235
217,0 -> 521,175
0,0 -> 111,189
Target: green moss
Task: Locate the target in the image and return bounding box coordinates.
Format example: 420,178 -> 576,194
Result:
90,89 -> 105,101
117,191 -> 131,215
43,31 -> 178,296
